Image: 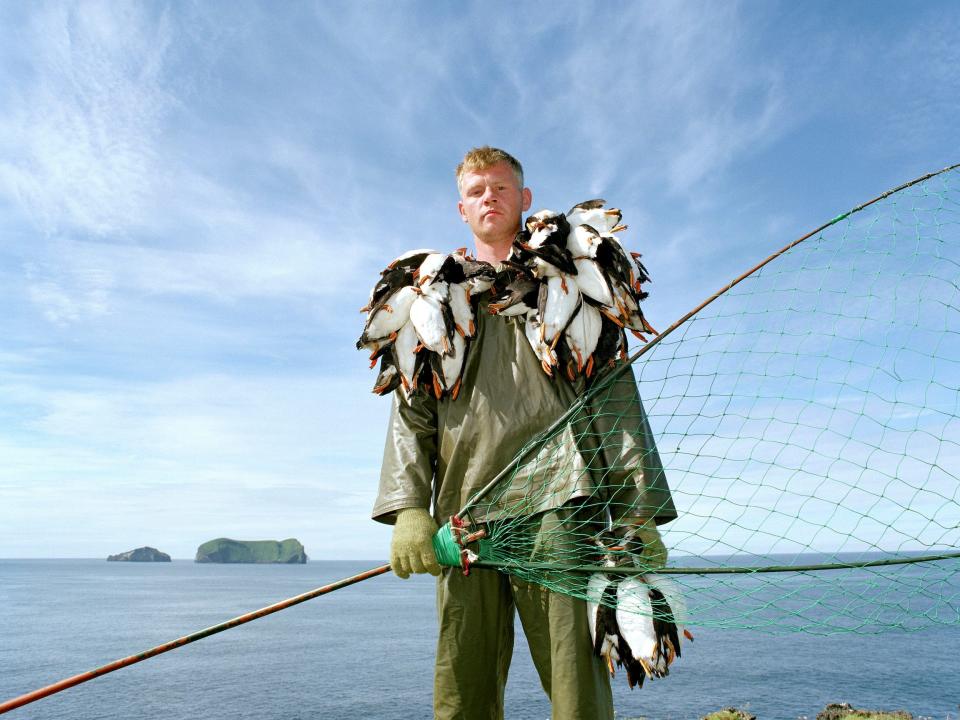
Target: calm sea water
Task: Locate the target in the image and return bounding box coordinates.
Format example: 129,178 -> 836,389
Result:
1,560 -> 958,720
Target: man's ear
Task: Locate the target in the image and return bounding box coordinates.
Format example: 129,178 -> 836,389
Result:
521,187 -> 532,212
458,199 -> 468,222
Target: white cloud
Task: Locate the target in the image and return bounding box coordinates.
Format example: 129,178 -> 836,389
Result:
550,2 -> 790,197
4,371 -> 386,472
0,369 -> 394,558
24,260 -> 113,325
0,2 -> 176,236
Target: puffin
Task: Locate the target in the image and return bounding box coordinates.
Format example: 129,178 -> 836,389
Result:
371,350 -> 401,395
457,257 -> 498,297
448,281 -> 475,337
586,531 -> 692,690
524,316 -> 558,375
359,200 -> 654,396
409,286 -> 455,356
431,331 -> 468,399
592,314 -> 628,371
357,284 -> 418,350
538,275 -> 582,348
615,573 -> 692,686
567,222 -> 603,260
564,301 -> 603,376
572,256 -> 614,307
521,210 -> 578,278
416,252 -> 454,287
587,571 -> 625,677
488,274 -> 541,317
566,199 -> 624,234
388,248 -> 441,272
361,264 -> 414,313
392,319 -> 421,393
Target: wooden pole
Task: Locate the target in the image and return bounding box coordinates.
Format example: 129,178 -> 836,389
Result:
0,564 -> 392,715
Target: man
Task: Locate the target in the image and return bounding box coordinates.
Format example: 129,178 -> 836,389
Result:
372,147 -> 676,719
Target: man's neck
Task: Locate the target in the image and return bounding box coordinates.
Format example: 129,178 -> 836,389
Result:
473,235 -> 514,264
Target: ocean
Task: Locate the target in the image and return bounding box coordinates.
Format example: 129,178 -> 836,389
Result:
1,559 -> 958,720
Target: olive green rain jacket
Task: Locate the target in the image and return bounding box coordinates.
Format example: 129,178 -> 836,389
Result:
372,298 -> 677,529
372,293 -> 676,720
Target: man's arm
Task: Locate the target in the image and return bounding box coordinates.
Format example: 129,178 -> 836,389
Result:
372,389 -> 441,577
586,364 -> 678,526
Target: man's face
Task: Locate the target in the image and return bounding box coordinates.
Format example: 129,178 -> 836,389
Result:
458,162 -> 532,244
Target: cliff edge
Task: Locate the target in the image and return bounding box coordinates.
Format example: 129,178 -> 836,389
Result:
195,538 -> 307,564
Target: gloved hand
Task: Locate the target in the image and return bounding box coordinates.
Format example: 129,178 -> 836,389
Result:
390,507 -> 441,579
617,515 -> 669,570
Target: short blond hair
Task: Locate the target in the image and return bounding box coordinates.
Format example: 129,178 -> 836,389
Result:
456,146 -> 524,193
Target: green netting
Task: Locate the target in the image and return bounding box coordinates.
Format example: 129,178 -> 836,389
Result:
443,164 -> 960,635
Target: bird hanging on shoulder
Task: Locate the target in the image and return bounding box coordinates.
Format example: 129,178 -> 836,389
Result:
488,273 -> 541,317
520,210 -> 578,279
512,200 -> 655,382
360,250 -> 493,399
359,199 -> 656,395
566,199 -> 624,235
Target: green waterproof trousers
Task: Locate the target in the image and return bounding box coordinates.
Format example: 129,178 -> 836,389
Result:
434,568 -> 614,720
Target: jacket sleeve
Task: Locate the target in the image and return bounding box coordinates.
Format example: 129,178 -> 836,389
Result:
371,389 -> 439,525
586,363 -> 678,526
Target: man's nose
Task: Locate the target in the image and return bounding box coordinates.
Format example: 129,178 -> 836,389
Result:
482,187 -> 497,203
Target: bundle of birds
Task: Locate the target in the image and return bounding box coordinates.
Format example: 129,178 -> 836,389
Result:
358,249 -> 495,399
586,533 -> 693,690
359,199 -> 655,396
490,199 -> 656,382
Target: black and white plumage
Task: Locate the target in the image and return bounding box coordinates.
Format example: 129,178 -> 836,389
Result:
360,200 -> 655,395
360,250 -> 490,399
409,287 -> 455,356
488,273 -> 541,317
539,275 -> 582,349
509,199 -> 655,381
587,572 -> 626,677
566,199 -> 623,233
564,301 -> 603,378
357,284 -> 418,350
586,543 -> 692,690
521,210 -> 578,278
615,574 -> 692,687
388,248 -> 441,272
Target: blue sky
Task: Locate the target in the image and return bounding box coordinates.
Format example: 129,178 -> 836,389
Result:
0,1 -> 957,559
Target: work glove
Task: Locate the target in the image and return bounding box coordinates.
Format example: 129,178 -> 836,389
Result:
390,507 -> 441,579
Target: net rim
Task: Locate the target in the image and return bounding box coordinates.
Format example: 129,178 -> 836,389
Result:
471,550 -> 960,575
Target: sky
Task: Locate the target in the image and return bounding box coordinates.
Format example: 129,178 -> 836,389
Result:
0,0 -> 958,560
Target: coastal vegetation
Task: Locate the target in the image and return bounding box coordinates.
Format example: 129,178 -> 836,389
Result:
194,538 -> 307,563
106,547 -> 171,562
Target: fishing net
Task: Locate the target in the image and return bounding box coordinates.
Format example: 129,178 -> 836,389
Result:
435,164 -> 960,635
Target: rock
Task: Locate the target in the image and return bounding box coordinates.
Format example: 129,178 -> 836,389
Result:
195,538 -> 308,564
701,708 -> 757,720
107,546 -> 171,562
816,703 -> 913,720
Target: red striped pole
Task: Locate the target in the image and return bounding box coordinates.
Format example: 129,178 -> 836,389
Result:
0,564 -> 392,715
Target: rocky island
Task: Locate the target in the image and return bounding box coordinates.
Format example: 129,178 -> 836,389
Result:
195,538 -> 307,564
107,546 -> 171,562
